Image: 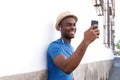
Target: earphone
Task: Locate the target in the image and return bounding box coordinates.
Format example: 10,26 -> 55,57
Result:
59,28 -> 61,31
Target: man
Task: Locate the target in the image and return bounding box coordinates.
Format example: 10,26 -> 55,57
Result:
47,11 -> 100,80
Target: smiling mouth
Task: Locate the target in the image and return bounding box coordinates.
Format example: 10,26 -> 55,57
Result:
69,30 -> 76,35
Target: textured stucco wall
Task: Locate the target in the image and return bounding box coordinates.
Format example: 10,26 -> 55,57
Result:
0,70 -> 47,80
0,59 -> 113,80
74,59 -> 114,80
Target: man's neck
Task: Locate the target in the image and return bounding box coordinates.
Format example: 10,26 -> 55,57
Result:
61,37 -> 71,43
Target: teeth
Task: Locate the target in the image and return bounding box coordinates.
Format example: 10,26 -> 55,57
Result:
70,31 -> 75,34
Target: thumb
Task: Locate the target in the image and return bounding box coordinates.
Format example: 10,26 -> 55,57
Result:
91,25 -> 98,29
89,25 -> 94,30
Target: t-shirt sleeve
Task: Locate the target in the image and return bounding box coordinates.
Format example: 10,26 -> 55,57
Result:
48,43 -> 63,60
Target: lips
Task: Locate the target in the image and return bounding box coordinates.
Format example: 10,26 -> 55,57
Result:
70,31 -> 75,35
69,30 -> 76,35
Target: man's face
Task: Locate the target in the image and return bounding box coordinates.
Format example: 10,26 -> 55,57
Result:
60,17 -> 77,39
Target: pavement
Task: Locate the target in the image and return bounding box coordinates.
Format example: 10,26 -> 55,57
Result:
108,56 -> 120,80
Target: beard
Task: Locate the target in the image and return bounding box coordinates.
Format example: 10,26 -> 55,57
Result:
62,33 -> 75,40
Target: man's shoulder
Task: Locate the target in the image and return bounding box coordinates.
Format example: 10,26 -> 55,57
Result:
50,39 -> 61,45
48,39 -> 62,48
47,39 -> 62,53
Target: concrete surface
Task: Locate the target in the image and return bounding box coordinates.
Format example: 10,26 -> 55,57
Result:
108,57 -> 120,80
0,59 -> 114,80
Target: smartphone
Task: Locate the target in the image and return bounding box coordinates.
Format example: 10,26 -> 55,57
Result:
91,20 -> 98,29
91,20 -> 98,26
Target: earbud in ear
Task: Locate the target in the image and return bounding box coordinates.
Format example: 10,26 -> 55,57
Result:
59,28 -> 61,31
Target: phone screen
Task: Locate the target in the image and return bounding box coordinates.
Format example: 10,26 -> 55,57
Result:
91,20 -> 98,26
91,20 -> 98,29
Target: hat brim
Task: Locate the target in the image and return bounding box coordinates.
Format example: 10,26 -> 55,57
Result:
55,12 -> 78,31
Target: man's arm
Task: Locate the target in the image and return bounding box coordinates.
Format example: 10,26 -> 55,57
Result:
54,26 -> 100,74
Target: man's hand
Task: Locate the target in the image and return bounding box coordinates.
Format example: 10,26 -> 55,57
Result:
83,25 -> 100,45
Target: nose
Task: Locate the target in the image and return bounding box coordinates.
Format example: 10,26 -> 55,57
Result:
71,25 -> 76,30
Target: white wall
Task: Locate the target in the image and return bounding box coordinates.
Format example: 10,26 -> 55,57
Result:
115,0 -> 120,42
0,0 -> 114,77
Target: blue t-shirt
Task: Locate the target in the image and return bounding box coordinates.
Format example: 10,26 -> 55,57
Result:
47,38 -> 74,80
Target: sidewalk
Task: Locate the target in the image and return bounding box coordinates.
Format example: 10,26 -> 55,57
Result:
108,56 -> 120,80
